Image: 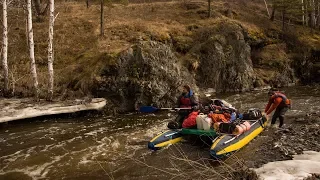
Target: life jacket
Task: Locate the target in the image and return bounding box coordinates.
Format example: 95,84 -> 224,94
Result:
271,92 -> 290,106
180,96 -> 192,108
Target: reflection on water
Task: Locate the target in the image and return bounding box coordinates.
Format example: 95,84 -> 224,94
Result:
0,86 -> 319,180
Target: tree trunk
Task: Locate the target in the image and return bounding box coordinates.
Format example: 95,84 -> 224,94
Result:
316,0 -> 320,28
282,9 -> 286,31
305,0 -> 309,26
311,0 -> 316,27
47,0 -> 54,101
33,0 -> 41,15
302,0 -> 305,25
208,0 -> 211,18
270,4 -> 276,21
2,0 -> 9,96
100,0 -> 104,36
263,0 -> 270,18
86,0 -> 89,8
33,0 -> 49,16
27,0 -> 39,99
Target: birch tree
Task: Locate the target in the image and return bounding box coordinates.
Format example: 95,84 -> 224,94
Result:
27,0 -> 39,99
302,0 -> 305,25
264,0 -> 271,18
47,0 -> 54,100
2,0 -> 9,96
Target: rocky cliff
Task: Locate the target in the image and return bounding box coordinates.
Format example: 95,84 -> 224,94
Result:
96,41 -> 197,112
96,20 -> 271,111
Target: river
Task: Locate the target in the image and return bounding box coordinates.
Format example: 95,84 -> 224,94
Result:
0,86 -> 319,180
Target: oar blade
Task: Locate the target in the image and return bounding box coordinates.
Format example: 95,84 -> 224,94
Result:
139,106 -> 159,113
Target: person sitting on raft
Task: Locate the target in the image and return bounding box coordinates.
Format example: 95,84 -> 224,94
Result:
167,84 -> 200,129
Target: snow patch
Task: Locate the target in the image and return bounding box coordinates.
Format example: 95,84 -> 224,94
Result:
254,151 -> 320,180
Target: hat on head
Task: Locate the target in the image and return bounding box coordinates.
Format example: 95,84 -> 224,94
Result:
268,88 -> 278,95
183,84 -> 191,92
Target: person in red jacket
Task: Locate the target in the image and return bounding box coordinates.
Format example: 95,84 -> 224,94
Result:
264,89 -> 291,128
167,84 -> 199,129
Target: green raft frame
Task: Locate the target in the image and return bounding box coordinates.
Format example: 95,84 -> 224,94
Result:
147,128 -> 217,150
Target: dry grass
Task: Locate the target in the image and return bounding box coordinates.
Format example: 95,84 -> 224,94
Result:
124,144 -> 258,180
1,0 -> 319,98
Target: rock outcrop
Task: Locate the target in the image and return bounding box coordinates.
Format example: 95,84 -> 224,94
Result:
96,41 -> 197,112
192,21 -> 256,92
96,21 -> 277,112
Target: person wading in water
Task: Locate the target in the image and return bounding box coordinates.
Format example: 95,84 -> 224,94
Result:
264,88 -> 291,128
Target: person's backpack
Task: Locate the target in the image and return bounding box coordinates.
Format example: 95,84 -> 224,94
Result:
242,108 -> 262,120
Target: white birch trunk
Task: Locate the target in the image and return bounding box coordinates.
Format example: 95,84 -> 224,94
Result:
47,0 -> 54,100
263,0 -> 270,18
27,0 -> 39,98
2,0 -> 9,95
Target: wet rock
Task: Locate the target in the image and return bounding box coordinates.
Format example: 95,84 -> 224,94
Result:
194,21 -> 256,92
96,41 -> 197,112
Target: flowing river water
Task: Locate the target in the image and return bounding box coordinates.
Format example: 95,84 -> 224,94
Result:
0,86 -> 319,180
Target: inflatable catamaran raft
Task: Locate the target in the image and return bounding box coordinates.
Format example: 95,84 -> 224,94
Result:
148,114 -> 268,158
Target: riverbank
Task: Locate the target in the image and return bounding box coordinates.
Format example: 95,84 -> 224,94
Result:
0,98 -> 107,123
220,112 -> 320,180
2,0 -> 319,113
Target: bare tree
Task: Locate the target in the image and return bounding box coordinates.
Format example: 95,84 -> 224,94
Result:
302,0 -> 305,25
208,0 -> 211,18
2,0 -> 9,96
270,3 -> 276,20
311,0 -> 316,27
47,0 -> 54,100
305,0 -> 309,26
316,0 -> 320,28
33,0 -> 49,16
264,0 -> 271,18
100,0 -> 104,36
27,0 -> 39,99
282,8 -> 286,30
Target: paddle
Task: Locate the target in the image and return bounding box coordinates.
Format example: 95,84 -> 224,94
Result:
139,106 -> 191,113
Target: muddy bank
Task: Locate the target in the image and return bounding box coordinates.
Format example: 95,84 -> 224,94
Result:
245,113 -> 320,168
